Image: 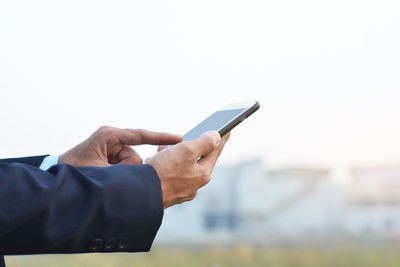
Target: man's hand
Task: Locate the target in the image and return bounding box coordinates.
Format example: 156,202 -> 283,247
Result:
59,126 -> 182,167
147,131 -> 230,209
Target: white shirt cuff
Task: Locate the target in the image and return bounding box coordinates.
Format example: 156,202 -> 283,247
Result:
39,155 -> 60,170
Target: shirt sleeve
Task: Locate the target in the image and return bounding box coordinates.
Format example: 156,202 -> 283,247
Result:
39,155 -> 60,170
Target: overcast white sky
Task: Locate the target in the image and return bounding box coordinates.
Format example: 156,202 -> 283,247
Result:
0,0 -> 399,172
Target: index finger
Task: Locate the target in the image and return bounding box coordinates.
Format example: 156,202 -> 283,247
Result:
115,129 -> 183,146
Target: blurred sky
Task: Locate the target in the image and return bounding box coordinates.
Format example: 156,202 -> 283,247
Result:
0,0 -> 399,174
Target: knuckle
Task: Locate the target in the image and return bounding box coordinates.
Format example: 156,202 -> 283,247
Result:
200,167 -> 211,178
198,168 -> 212,186
97,125 -> 113,135
179,188 -> 198,202
189,191 -> 197,201
177,192 -> 191,203
205,174 -> 212,183
202,174 -> 212,186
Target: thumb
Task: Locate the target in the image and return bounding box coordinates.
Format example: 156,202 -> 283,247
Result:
186,131 -> 221,158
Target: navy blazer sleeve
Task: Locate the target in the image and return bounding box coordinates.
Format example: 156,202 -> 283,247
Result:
0,160 -> 164,255
0,155 -> 48,168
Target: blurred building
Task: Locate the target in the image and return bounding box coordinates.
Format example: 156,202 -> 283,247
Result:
347,165 -> 400,205
155,160 -> 400,245
341,165 -> 400,238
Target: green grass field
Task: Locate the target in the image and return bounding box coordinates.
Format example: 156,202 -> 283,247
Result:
6,245 -> 400,267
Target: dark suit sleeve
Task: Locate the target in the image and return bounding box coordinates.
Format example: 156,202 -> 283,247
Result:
0,155 -> 48,168
0,162 -> 164,255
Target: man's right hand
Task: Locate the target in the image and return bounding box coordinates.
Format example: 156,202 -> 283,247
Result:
147,131 -> 230,209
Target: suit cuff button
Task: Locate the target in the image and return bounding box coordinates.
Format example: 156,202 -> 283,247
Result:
117,239 -> 129,251
88,238 -> 103,252
104,237 -> 117,251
